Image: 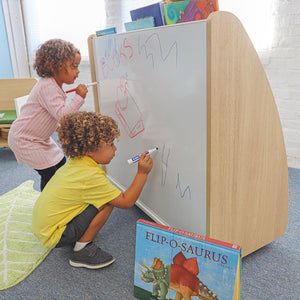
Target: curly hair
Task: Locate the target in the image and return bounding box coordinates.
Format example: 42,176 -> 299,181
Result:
58,111 -> 120,158
33,39 -> 80,77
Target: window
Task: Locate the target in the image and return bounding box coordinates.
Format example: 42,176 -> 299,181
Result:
22,0 -> 158,62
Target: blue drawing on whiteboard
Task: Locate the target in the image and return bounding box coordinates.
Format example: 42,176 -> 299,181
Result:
161,144 -> 191,200
138,33 -> 178,68
161,144 -> 170,186
104,38 -> 120,67
176,173 -> 192,200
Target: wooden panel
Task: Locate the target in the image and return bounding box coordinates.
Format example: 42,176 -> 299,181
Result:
88,35 -> 99,113
0,78 -> 37,110
0,78 -> 37,147
206,12 -> 289,256
0,124 -> 11,147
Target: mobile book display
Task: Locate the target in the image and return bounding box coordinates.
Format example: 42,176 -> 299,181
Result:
88,11 -> 289,257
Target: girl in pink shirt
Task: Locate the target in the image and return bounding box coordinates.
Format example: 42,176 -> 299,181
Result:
8,39 -> 88,191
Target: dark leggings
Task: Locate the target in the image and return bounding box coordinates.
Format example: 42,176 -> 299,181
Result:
35,157 -> 66,191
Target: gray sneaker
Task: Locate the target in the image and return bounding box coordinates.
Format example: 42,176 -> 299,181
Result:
69,242 -> 115,269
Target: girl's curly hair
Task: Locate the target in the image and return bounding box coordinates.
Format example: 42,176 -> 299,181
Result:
58,111 -> 120,158
33,39 -> 80,77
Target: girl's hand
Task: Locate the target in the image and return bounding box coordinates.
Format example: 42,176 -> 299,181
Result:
76,84 -> 88,99
138,151 -> 153,175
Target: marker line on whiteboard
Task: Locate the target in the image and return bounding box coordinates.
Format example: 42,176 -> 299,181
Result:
65,81 -> 99,93
127,147 -> 158,165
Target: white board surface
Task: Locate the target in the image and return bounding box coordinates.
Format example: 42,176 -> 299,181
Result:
92,20 -> 207,235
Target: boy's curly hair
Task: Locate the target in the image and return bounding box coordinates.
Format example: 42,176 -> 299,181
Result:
33,39 -> 80,77
58,111 -> 120,158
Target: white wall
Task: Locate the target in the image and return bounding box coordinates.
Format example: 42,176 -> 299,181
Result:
261,0 -> 300,167
218,0 -> 300,167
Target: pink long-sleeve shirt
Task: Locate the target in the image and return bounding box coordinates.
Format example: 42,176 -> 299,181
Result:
8,77 -> 84,169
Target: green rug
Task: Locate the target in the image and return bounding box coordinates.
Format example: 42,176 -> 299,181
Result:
0,181 -> 51,290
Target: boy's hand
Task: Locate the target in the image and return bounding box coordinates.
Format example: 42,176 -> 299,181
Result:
76,84 -> 88,99
138,151 -> 153,175
110,150 -> 153,209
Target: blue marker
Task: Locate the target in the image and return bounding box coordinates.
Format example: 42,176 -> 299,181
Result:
127,147 -> 158,165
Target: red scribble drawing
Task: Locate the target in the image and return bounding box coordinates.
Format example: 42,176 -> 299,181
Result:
119,38 -> 133,59
115,76 -> 144,138
100,38 -> 133,78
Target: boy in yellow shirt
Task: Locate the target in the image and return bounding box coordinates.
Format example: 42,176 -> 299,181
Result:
32,111 -> 153,269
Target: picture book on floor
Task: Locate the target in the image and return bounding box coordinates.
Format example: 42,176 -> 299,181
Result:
134,219 -> 241,300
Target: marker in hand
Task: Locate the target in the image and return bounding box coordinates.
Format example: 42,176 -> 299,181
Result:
127,147 -> 158,165
65,81 -> 99,93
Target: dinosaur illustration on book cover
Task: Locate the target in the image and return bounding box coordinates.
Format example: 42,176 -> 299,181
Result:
140,251 -> 219,300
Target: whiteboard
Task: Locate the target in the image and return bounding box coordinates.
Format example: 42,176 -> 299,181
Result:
92,20 -> 207,235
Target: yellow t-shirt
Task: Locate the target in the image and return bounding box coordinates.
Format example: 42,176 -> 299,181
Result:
32,156 -> 121,248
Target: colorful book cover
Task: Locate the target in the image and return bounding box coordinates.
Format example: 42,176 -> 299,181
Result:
96,27 -> 117,37
177,0 -> 219,23
124,17 -> 155,32
130,2 -> 165,27
134,219 -> 241,300
164,1 -> 189,25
